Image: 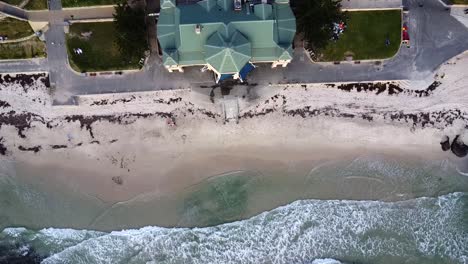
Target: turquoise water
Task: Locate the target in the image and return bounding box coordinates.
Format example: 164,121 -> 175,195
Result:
1,154 -> 468,263
0,192 -> 467,263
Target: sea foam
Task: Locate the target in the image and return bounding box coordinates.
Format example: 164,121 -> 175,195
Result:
1,193 -> 466,264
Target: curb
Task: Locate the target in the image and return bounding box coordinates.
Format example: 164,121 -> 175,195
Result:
68,18 -> 114,23
0,10 -> 28,21
0,70 -> 48,74
0,56 -> 47,62
74,88 -> 191,100
0,33 -> 36,44
61,4 -> 116,10
342,7 -> 403,11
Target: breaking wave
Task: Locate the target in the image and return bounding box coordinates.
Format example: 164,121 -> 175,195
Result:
1,193 -> 467,264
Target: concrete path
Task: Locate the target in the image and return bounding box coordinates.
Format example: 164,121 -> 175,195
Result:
0,58 -> 48,73
451,5 -> 468,28
0,1 -> 29,20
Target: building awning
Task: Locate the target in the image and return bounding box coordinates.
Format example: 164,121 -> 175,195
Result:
217,73 -> 234,83
239,63 -> 255,82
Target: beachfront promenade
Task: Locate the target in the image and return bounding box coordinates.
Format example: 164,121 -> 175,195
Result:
0,0 -> 467,99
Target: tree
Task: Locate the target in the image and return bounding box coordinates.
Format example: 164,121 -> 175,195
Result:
113,1 -> 148,59
295,0 -> 346,51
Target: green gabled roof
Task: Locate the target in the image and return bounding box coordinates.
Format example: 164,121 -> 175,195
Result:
163,50 -> 179,65
274,3 -> 296,44
254,4 -> 272,20
197,0 -> 217,12
252,47 -> 278,61
161,0 -> 176,9
179,51 -> 205,65
204,31 -> 251,73
217,0 -> 233,11
157,0 -> 296,69
277,45 -> 293,60
157,7 -> 179,50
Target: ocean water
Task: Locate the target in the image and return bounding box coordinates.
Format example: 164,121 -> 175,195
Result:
0,192 -> 467,264
1,154 -> 468,263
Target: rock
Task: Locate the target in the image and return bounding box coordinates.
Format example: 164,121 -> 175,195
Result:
440,135 -> 450,151
112,176 -> 123,185
450,135 -> 468,158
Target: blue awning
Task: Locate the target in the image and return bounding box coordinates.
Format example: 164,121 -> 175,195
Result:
217,73 -> 234,83
239,63 -> 255,82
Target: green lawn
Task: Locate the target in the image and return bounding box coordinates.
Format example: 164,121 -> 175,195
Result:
1,0 -> 47,9
450,0 -> 468,4
0,37 -> 46,59
24,0 -> 48,10
66,22 -> 142,72
1,0 -> 23,6
320,10 -> 402,61
61,0 -> 116,7
0,17 -> 34,40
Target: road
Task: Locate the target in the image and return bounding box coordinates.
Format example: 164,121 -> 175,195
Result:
251,0 -> 468,84
0,0 -> 467,100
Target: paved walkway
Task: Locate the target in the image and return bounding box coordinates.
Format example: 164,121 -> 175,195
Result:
0,0 -> 467,100
451,6 -> 468,28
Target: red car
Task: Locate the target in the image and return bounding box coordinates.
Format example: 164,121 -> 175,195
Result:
402,23 -> 410,47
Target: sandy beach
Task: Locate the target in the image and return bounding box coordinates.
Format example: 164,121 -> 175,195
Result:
1,52 -> 468,230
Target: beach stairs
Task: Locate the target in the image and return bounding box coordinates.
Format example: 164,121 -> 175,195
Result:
222,95 -> 239,124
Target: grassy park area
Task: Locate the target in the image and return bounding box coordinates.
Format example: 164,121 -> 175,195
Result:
0,37 -> 46,59
61,0 -> 116,7
1,0 -> 23,6
450,0 -> 468,3
320,10 -> 402,61
66,22 -> 142,72
2,0 -> 48,10
0,17 -> 45,59
0,17 -> 34,40
23,0 -> 48,10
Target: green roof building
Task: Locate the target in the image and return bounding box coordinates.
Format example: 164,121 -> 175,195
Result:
157,0 -> 296,82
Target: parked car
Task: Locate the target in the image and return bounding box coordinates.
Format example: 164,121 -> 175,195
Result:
402,23 -> 410,47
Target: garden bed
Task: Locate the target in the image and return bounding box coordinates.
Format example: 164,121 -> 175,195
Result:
0,37 -> 46,59
450,0 -> 468,4
0,17 -> 34,40
24,0 -> 48,10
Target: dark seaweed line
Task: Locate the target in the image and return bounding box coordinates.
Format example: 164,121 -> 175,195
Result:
0,111 -> 46,138
322,81 -> 441,97
59,112 -> 174,138
0,73 -> 50,92
89,97 -> 184,106
240,104 -> 468,130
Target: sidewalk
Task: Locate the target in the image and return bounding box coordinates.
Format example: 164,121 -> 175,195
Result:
451,6 -> 468,28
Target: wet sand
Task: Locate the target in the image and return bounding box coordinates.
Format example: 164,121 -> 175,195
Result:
3,124 -> 467,231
